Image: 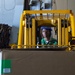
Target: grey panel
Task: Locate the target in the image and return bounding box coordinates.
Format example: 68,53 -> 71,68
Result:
2,50 -> 75,75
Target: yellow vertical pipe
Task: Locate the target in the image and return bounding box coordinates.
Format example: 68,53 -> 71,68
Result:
24,19 -> 29,48
65,27 -> 68,45
70,14 -> 75,40
32,19 -> 36,48
68,25 -> 71,43
62,27 -> 65,45
18,14 -> 24,48
29,26 -> 32,48
58,18 -> 62,46
68,24 -> 71,51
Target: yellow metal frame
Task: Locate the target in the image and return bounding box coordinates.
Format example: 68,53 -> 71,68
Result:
58,18 -> 62,46
17,10 -> 75,49
32,19 -> 36,48
62,25 -> 65,45
70,14 -> 75,40
65,26 -> 69,45
29,26 -> 32,48
24,10 -> 72,15
36,20 -> 56,27
18,14 -> 24,48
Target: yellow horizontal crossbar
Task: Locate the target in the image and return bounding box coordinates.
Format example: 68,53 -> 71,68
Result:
37,20 -> 56,27
23,10 -> 72,15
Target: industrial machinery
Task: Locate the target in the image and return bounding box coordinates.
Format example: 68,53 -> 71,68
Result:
10,0 -> 75,51
1,9 -> 75,74
16,9 -> 75,50
1,9 -> 75,75
1,1 -> 75,75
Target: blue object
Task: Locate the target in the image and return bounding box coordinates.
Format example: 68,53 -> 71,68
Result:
41,26 -> 52,31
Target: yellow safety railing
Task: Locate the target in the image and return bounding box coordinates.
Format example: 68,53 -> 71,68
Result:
17,10 -> 75,50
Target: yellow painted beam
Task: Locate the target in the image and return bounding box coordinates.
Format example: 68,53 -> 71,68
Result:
37,19 -> 56,27
29,26 -> 32,48
70,14 -> 75,40
32,19 -> 36,48
62,27 -> 65,45
18,14 -> 24,48
58,18 -> 62,46
24,19 -> 29,48
65,27 -> 69,45
24,10 -> 72,15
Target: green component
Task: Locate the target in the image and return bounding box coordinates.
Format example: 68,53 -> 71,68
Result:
1,60 -> 11,74
41,38 -> 57,45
